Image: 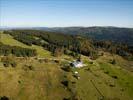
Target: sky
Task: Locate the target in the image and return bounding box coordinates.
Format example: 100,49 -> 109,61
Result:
0,0 -> 133,27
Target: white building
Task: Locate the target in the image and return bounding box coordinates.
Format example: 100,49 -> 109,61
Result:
71,60 -> 84,68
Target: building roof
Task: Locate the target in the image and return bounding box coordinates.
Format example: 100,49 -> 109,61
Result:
71,60 -> 84,68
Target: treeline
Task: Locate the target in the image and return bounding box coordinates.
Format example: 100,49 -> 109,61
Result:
4,30 -> 97,58
48,27 -> 133,46
94,41 -> 133,59
0,42 -> 37,57
3,31 -> 42,46
3,30 -> 133,60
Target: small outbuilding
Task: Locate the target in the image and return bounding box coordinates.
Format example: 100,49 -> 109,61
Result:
72,71 -> 80,80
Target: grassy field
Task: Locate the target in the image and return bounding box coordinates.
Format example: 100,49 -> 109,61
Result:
0,32 -> 71,59
0,57 -> 71,100
0,33 -> 51,58
0,32 -> 133,100
0,56 -> 133,100
63,55 -> 133,100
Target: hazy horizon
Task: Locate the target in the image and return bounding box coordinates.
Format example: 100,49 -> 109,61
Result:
0,0 -> 133,27
0,26 -> 133,29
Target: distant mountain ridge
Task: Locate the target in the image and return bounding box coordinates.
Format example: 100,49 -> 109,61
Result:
1,26 -> 133,46
47,27 -> 133,46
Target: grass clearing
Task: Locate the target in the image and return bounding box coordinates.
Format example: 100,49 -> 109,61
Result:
0,58 -> 70,100
67,55 -> 133,100
98,62 -> 133,98
0,33 -> 51,57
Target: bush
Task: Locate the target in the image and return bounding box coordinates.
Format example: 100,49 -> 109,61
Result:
61,66 -> 71,72
11,62 -> 17,68
111,75 -> 118,79
0,96 -> 9,100
104,71 -> 109,74
28,65 -> 34,70
89,61 -> 93,64
1,56 -> 17,68
109,84 -> 115,87
18,80 -> 21,84
61,80 -> 69,87
54,60 -> 60,63
85,68 -> 90,71
0,42 -> 37,57
3,62 -> 10,67
109,59 -> 116,64
22,65 -> 34,71
63,98 -> 70,100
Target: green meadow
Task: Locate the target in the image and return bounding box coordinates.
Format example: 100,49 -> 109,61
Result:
0,32 -> 133,100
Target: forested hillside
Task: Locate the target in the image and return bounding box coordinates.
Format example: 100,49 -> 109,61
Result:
3,30 -> 133,60
45,27 -> 133,46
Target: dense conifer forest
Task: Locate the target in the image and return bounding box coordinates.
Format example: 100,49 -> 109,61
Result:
3,30 -> 133,60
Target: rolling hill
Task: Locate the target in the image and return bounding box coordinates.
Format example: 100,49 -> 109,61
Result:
0,30 -> 133,100
45,27 -> 133,46
1,27 -> 133,46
